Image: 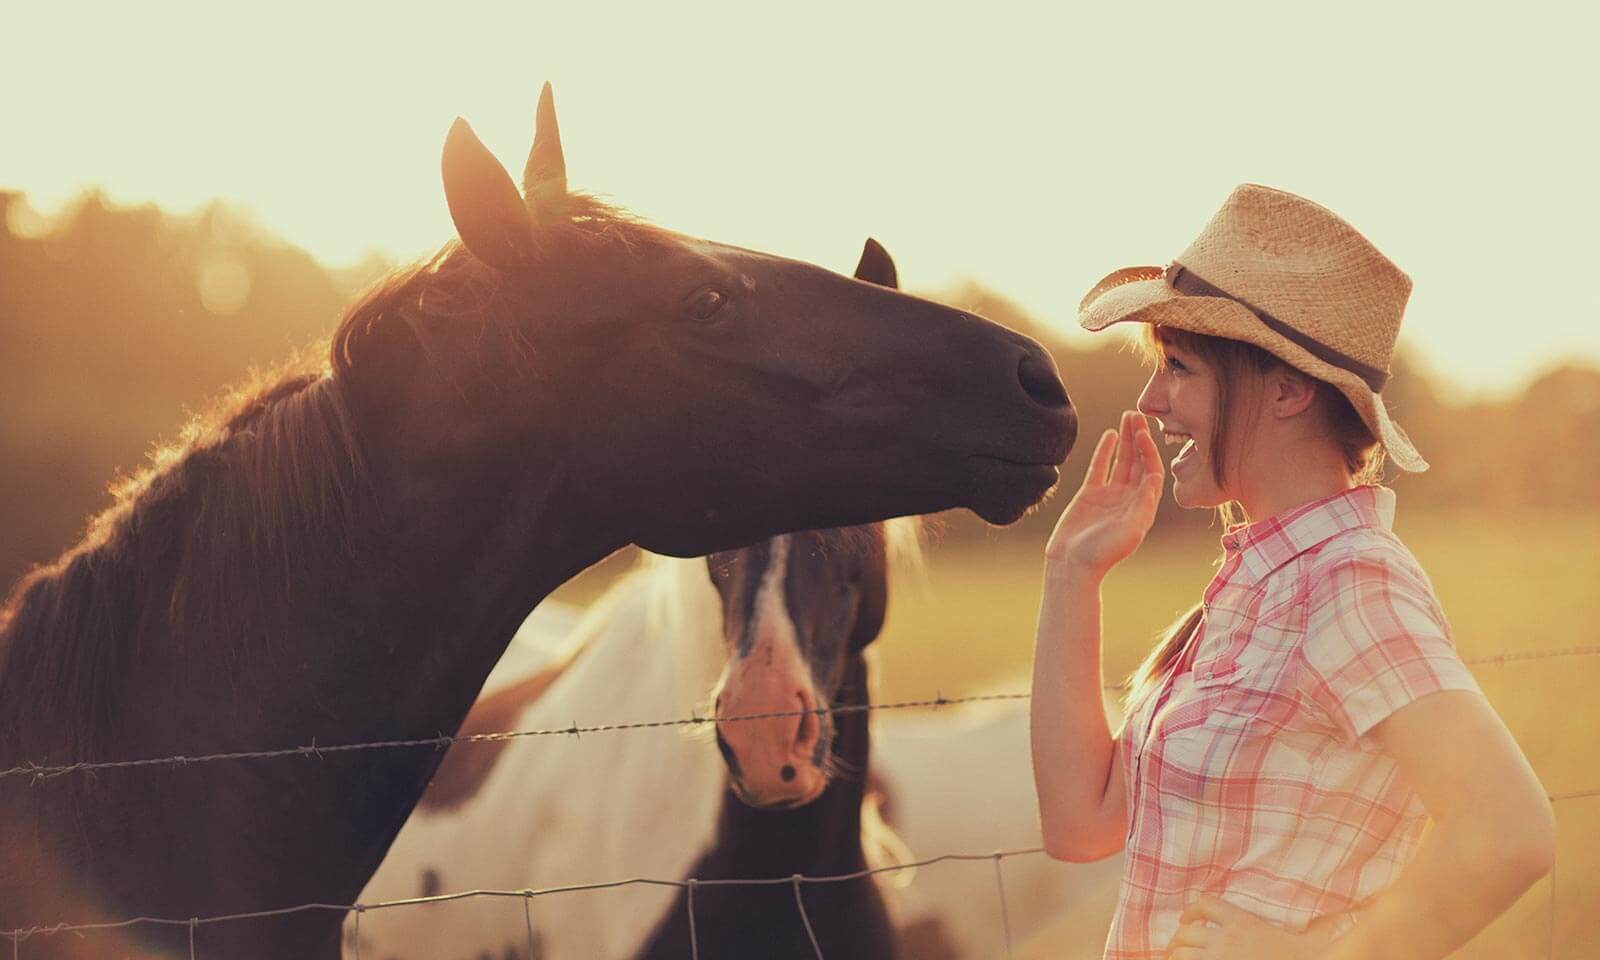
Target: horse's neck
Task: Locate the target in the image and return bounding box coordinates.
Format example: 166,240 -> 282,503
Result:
705,655 -> 872,877
2,374 -> 629,948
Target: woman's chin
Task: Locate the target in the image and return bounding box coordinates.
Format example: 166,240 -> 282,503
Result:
1171,476 -> 1224,510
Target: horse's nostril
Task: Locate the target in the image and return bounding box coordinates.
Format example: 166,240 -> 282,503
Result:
1018,351 -> 1070,409
781,765 -> 796,783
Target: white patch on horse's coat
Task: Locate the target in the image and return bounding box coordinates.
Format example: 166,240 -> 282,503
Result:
747,534 -> 797,664
351,573 -> 729,960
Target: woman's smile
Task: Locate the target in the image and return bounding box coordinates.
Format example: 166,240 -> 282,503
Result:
1161,430 -> 1196,470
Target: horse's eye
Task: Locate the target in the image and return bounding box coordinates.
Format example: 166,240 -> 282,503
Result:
686,289 -> 728,322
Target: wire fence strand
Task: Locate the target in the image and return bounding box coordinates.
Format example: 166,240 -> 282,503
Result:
686,878 -> 700,960
792,874 -> 824,960
993,852 -> 1015,958
1,642 -> 1595,950
6,641 -> 1596,785
0,848 -> 1046,944
0,692 -> 1029,783
523,891 -> 536,960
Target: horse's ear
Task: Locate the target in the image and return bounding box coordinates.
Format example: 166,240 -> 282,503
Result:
853,237 -> 898,290
442,117 -> 533,273
522,82 -> 569,216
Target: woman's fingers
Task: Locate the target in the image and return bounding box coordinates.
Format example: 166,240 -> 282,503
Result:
1132,414 -> 1163,477
1180,895 -> 1253,927
1112,411 -> 1137,485
1084,428 -> 1119,488
1167,922 -> 1215,947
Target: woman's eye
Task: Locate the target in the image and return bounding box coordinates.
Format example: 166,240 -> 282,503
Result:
1165,355 -> 1187,372
687,289 -> 728,322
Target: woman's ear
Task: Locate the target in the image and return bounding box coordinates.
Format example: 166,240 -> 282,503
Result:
1270,365 -> 1320,419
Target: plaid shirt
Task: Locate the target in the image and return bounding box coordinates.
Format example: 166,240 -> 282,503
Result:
1105,486 -> 1482,959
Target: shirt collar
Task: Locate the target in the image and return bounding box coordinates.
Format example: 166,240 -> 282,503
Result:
1218,485 -> 1396,588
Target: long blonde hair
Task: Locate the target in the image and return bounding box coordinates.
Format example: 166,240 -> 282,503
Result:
1124,325 -> 1384,703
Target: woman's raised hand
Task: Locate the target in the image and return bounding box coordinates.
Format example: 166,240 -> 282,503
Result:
1045,410 -> 1165,580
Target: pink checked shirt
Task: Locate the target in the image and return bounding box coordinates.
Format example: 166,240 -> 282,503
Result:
1105,486 -> 1482,959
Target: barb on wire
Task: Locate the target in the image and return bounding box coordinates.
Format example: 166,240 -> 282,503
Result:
0,693 -> 1031,783
0,848 -> 1046,944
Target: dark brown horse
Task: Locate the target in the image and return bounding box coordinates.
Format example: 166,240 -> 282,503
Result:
636,239 -> 907,960
0,86 -> 1074,958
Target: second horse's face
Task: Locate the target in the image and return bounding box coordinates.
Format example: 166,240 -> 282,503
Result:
705,526 -> 888,808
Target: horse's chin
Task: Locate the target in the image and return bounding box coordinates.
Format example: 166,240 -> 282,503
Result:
730,776 -> 829,811
966,460 -> 1062,525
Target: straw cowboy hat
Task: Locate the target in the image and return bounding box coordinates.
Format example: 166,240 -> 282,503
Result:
1078,183 -> 1427,472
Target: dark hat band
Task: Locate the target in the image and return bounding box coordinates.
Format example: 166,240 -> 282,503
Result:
1166,262 -> 1390,393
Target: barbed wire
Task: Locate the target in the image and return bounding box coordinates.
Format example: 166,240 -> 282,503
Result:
0,641 -> 1595,951
0,692 -> 1029,783
0,847 -> 1043,946
2,642 -> 1596,784
1463,644 -> 1600,666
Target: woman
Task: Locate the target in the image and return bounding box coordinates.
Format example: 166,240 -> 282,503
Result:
1030,185 -> 1555,960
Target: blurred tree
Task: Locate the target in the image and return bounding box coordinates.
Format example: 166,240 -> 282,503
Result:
0,189 -> 389,589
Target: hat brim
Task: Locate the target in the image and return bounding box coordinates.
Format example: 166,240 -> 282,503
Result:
1078,268 -> 1428,473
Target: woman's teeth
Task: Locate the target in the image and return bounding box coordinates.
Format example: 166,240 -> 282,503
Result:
1163,432 -> 1196,463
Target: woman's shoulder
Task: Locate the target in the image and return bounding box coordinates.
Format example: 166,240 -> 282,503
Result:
1305,522 -> 1433,593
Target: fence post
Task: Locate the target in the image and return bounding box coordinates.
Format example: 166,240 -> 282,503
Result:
685,879 -> 701,960
992,852 -> 1015,957
523,889 -> 536,960
791,875 -> 824,960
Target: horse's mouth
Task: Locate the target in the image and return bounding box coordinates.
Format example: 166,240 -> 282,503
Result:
966,455 -> 1062,523
730,779 -> 830,811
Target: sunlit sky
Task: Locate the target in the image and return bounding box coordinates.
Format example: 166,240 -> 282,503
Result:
5,1 -> 1596,400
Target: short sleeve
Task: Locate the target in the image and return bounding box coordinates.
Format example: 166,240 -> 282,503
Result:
1299,553 -> 1482,742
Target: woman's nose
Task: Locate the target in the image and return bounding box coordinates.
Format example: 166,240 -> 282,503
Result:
1136,372 -> 1166,417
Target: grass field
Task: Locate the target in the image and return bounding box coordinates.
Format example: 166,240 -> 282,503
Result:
555,510 -> 1599,958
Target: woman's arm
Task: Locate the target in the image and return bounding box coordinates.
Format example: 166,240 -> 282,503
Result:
1031,411 -> 1163,862
1318,690 -> 1555,958
1031,563 -> 1127,861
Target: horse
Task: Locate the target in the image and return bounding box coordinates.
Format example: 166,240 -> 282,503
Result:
0,81 -> 1077,958
348,239 -> 912,960
632,522 -> 905,960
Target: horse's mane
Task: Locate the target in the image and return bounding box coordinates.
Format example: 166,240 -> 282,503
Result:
0,353 -> 374,760
0,193 -> 674,766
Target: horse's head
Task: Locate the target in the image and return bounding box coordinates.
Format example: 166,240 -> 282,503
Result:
335,84 -> 1076,558
704,521 -> 893,808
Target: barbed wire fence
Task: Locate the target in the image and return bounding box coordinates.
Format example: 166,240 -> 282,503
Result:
2,643 -> 1597,959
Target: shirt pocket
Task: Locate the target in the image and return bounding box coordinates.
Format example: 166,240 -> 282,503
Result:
1153,668 -> 1274,800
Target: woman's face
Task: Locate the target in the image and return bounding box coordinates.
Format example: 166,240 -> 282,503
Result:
1136,340 -> 1230,509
